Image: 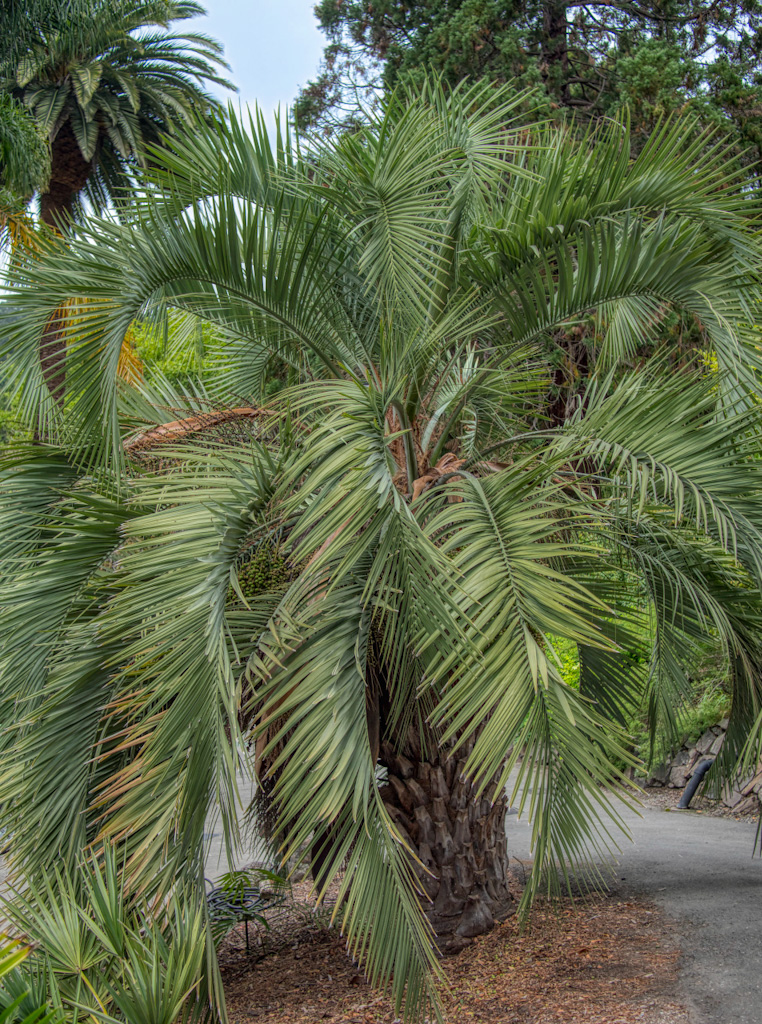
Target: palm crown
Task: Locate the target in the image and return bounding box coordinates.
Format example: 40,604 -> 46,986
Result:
2,81 -> 762,1021
1,0 -> 232,225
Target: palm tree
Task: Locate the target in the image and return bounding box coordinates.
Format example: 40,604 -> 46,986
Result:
0,94 -> 49,251
2,82 -> 762,1020
2,0 -> 231,227
1,0 -> 231,401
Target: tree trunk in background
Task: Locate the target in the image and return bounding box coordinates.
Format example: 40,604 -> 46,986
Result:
541,2 -> 569,104
548,327 -> 591,427
38,121 -> 94,404
39,121 -> 93,229
380,739 -> 513,954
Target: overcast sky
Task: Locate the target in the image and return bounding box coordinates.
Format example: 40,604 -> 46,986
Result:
187,1 -> 327,115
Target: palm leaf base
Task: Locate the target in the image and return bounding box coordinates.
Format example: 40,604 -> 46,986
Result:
379,741 -> 513,953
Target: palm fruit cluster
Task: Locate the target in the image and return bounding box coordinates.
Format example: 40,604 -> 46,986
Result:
233,543 -> 292,601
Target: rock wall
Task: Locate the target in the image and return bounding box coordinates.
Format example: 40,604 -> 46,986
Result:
645,719 -> 762,815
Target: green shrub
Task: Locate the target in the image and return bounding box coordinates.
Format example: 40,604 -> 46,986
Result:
1,847 -> 216,1024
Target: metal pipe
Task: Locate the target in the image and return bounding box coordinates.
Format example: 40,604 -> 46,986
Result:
677,758 -> 714,809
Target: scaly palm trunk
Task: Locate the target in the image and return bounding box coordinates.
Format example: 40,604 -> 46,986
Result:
38,122 -> 94,404
380,739 -> 513,953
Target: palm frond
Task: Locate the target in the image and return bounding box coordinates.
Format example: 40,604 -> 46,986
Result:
419,469 -> 637,909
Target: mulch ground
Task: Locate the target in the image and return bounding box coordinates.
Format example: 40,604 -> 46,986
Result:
222,882 -> 689,1024
641,782 -> 759,821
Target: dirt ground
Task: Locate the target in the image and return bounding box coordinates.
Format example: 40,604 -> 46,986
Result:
222,882 -> 690,1024
640,782 -> 760,821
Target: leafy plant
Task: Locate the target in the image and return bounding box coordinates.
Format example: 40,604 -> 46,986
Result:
1,0 -> 232,227
0,940 -> 56,1024
3,81 -> 762,1021
206,869 -> 290,950
299,0 -> 762,176
1,847 -> 217,1024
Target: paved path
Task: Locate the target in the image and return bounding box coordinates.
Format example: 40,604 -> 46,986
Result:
506,794 -> 762,1024
204,773 -> 264,882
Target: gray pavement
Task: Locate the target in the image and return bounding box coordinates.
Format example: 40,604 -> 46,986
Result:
204,771 -> 265,882
506,793 -> 762,1024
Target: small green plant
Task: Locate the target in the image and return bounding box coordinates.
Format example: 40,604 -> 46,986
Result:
1,847 -> 216,1024
207,868 -> 289,952
0,939 -> 56,1024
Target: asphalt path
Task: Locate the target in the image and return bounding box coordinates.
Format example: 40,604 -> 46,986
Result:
506,793 -> 762,1024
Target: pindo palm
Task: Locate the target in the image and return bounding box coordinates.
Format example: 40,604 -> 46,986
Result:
3,81 -> 762,1021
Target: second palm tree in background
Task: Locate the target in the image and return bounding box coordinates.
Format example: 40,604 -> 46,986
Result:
0,0 -> 232,401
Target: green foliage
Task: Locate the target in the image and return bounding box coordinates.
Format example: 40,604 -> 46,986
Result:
130,315 -> 209,389
0,407 -> 32,447
0,939 -> 57,1024
548,635 -> 580,689
299,0 -> 762,173
680,687 -> 732,746
0,94 -> 48,197
612,38 -> 693,122
129,312 -> 291,400
632,649 -> 733,770
0,0 -> 233,219
4,83 -> 762,1020
0,362 -> 33,446
1,847 -> 217,1024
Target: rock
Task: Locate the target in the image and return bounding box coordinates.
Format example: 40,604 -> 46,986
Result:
719,718 -> 730,730
733,796 -> 760,815
722,783 -> 745,809
669,765 -> 690,788
709,734 -> 725,756
685,748 -> 701,772
695,729 -> 717,755
741,771 -> 762,796
646,764 -> 670,787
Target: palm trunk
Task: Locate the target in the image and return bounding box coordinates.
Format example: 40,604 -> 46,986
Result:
380,740 -> 513,954
38,121 -> 94,405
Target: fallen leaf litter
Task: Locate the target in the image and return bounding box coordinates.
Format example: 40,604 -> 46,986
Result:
222,876 -> 690,1024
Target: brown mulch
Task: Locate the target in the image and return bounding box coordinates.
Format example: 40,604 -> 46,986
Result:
640,783 -> 760,821
222,883 -> 689,1024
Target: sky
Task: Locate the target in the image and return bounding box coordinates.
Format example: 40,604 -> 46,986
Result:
187,1 -> 327,116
